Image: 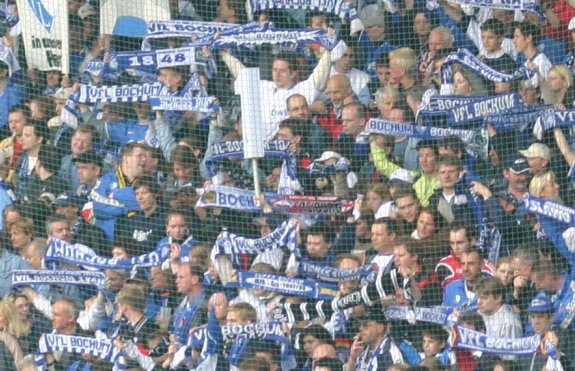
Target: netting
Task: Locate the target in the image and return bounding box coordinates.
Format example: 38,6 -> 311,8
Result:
0,0 -> 575,370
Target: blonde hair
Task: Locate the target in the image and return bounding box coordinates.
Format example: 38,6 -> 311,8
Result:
367,183 -> 391,202
0,300 -> 27,338
227,302 -> 257,323
529,170 -> 556,197
549,65 -> 573,89
389,47 -> 417,75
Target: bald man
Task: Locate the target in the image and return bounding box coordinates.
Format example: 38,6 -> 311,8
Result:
315,75 -> 356,143
330,47 -> 371,105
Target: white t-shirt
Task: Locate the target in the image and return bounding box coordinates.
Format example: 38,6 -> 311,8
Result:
259,77 -> 318,140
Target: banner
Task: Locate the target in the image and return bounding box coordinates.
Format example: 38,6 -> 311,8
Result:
524,194 -> 575,226
16,0 -> 69,73
12,270 -> 106,288
229,271 -> 338,300
146,20 -> 236,39
297,258 -> 376,282
100,0 -> 170,36
37,334 -> 126,371
45,238 -> 170,269
447,93 -> 521,125
209,139 -> 290,161
149,96 -> 220,113
367,118 -> 489,160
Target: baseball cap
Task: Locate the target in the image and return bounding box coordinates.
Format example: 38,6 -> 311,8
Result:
361,306 -> 388,324
78,4 -> 98,20
125,268 -> 149,285
72,152 -> 104,169
506,156 -> 530,174
314,151 -> 341,163
52,191 -> 85,208
389,168 -> 414,185
527,292 -> 554,313
360,6 -> 385,28
569,17 -> 575,32
50,87 -> 74,101
519,143 -> 551,161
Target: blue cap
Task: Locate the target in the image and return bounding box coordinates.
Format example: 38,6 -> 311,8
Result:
52,191 -> 85,208
112,16 -> 147,37
527,292 -> 554,313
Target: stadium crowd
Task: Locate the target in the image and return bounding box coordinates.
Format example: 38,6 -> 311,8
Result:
2,0 -> 575,370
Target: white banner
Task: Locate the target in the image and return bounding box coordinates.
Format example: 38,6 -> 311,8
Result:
16,0 -> 69,73
100,0 -> 171,36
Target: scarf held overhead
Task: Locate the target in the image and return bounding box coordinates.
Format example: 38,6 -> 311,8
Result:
45,238 -> 170,269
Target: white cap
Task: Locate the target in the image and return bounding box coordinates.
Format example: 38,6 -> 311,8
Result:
314,151 -> 341,163
569,17 -> 575,31
389,168 -> 414,184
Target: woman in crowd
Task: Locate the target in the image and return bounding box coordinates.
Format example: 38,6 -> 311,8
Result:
546,64 -> 575,108
7,218 -> 33,256
0,299 -> 25,367
365,182 -> 391,219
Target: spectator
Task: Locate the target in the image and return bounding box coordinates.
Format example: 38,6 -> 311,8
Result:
90,142 -> 149,242
346,307 -> 404,370
58,124 -> 98,192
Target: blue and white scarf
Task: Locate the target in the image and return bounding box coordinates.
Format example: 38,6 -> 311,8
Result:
297,257 -> 376,282
212,219 -> 299,266
187,21 -> 266,48
484,104 -> 550,132
367,118 -> 489,160
12,270 -> 106,289
146,20 -> 236,39
430,0 -> 544,19
111,47 -> 197,74
450,326 -> 544,356
45,238 -> 170,269
249,0 -> 355,19
196,185 -> 281,212
384,305 -> 458,326
229,271 -> 338,300
221,321 -> 285,342
533,109 -> 575,140
271,195 -> 354,215
74,82 -> 165,104
206,28 -> 336,51
36,334 -> 127,371
426,95 -> 482,112
447,93 -> 521,125
209,139 -> 291,161
148,96 -> 219,113
524,194 -> 575,226
441,49 -> 535,84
